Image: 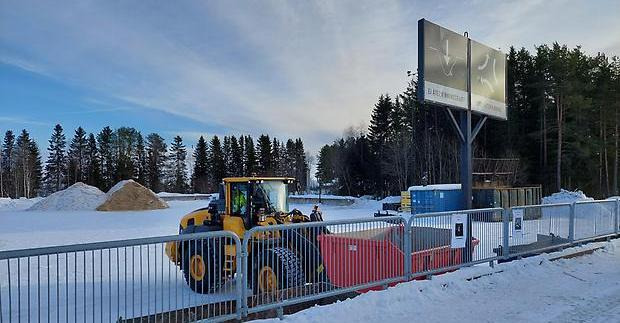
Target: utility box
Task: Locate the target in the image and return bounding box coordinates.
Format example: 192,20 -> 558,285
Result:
409,184 -> 463,215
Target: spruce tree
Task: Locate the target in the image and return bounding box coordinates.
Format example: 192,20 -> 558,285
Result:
145,133 -> 167,192
28,140 -> 43,197
97,126 -> 115,191
208,135 -> 226,190
85,133 -> 102,188
256,134 -> 272,175
135,133 -> 148,186
192,136 -> 209,193
243,135 -> 257,176
67,126 -> 88,185
44,124 -> 67,193
1,130 -> 15,198
168,135 -> 188,193
230,136 -> 243,176
222,136 -> 232,177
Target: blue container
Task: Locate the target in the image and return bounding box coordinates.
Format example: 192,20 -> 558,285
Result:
409,184 -> 464,215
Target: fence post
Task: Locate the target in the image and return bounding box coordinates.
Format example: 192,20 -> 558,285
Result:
502,208 -> 510,259
235,235 -> 244,320
568,202 -> 576,242
240,233 -> 250,318
615,198 -> 619,235
403,218 -> 412,280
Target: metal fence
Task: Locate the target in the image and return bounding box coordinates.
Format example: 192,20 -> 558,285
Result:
1,200 -> 619,322
0,232 -> 242,323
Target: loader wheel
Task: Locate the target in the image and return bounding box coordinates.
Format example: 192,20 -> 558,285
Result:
253,247 -> 305,294
181,239 -> 222,293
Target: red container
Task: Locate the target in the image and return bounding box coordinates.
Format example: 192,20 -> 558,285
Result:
317,226 -> 479,291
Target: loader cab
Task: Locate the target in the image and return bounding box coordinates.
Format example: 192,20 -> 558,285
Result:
224,177 -> 293,230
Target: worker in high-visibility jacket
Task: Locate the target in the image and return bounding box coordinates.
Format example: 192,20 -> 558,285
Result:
232,186 -> 247,215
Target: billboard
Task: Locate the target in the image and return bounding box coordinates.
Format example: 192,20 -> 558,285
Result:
418,19 -> 507,120
471,40 -> 507,120
418,19 -> 468,110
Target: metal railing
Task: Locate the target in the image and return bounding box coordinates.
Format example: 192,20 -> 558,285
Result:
241,217 -> 407,315
0,232 -> 242,323
1,199 -> 619,322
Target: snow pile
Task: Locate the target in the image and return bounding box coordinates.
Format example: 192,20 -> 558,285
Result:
379,196 -> 400,204
28,183 -> 105,211
97,180 -> 168,211
0,197 -> 43,211
542,189 -> 593,204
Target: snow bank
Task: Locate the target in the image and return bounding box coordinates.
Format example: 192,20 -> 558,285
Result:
408,184 -> 461,191
28,183 -> 105,211
0,197 -> 43,211
542,189 -> 593,204
379,196 -> 400,204
260,240 -> 620,323
291,194 -> 357,200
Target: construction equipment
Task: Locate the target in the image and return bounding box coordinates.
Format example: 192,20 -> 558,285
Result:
165,177 -> 328,294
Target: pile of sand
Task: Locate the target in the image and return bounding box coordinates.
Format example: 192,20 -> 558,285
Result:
97,180 -> 168,211
29,182 -> 105,211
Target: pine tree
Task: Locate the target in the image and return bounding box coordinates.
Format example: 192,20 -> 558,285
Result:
208,135 -> 226,189
44,124 -> 67,193
145,133 -> 167,192
1,130 -> 15,198
192,136 -> 209,193
316,145 -> 334,185
67,126 -> 88,185
168,135 -> 188,193
243,135 -> 257,176
97,126 -> 115,191
256,134 -> 272,175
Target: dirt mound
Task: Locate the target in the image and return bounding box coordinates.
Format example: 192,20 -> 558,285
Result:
29,182 -> 105,211
97,180 -> 169,211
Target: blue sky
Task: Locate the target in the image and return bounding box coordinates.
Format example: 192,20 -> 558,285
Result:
2,0 -> 619,155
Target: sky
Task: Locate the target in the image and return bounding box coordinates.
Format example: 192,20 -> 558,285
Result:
1,0 -> 620,156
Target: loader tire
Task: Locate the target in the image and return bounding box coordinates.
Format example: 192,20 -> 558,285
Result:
253,247 -> 305,294
181,239 -> 222,294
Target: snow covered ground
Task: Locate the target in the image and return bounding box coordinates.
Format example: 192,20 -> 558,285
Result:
259,240 -> 620,323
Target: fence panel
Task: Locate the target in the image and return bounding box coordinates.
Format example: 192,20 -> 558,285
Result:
242,217 -> 407,315
505,203 -> 572,257
574,200 -> 617,240
0,232 -> 241,323
407,208 -> 503,278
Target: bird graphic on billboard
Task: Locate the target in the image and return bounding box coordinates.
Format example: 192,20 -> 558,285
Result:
476,52 -> 499,93
429,38 -> 464,77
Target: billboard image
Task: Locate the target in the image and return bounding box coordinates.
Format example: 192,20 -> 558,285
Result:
419,19 -> 468,110
470,40 -> 507,120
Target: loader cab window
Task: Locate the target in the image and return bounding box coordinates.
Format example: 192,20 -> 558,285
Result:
250,180 -> 289,216
230,183 -> 249,217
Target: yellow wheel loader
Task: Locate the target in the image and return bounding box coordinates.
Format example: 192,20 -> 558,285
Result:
165,177 -> 328,294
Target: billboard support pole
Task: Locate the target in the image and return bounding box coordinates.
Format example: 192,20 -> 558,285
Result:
461,37 -> 473,263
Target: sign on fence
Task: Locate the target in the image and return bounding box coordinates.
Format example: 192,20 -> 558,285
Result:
513,208 -> 524,233
451,213 -> 467,248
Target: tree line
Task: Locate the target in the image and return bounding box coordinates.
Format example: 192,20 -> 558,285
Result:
0,125 -> 309,198
317,43 -> 620,198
